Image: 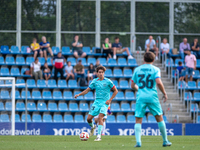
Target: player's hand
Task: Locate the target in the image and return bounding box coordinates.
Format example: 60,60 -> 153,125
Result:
163,94 -> 168,103
105,100 -> 111,105
74,94 -> 79,99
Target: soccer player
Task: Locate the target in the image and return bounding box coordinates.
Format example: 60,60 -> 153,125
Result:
131,52 -> 172,147
74,66 -> 118,141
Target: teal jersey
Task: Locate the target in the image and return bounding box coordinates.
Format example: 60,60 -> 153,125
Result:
89,77 -> 115,104
132,64 -> 161,103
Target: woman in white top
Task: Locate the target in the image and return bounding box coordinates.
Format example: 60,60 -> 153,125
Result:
65,61 -> 74,81
160,38 -> 170,54
30,58 -> 43,81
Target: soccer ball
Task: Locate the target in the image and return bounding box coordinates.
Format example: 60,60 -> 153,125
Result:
79,132 -> 89,141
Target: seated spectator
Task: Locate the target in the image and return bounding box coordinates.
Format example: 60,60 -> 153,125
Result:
160,38 -> 170,58
185,50 -> 196,83
43,62 -> 51,85
72,35 -> 86,59
191,38 -> 200,59
51,52 -> 66,81
145,35 -> 158,60
179,38 -> 190,59
30,38 -> 42,59
65,61 -> 74,81
94,60 -> 101,77
102,38 -> 112,60
30,58 -> 43,82
87,63 -> 95,84
39,36 -> 53,61
177,61 -> 185,81
74,59 -> 85,79
112,37 -> 134,59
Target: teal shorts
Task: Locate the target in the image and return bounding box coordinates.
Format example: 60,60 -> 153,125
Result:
89,102 -> 109,117
135,102 -> 163,118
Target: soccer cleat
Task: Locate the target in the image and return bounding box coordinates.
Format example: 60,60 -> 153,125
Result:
134,142 -> 141,148
94,136 -> 101,142
163,141 -> 172,147
90,125 -> 96,136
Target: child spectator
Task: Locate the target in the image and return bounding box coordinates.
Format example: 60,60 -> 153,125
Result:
30,38 -> 42,59
87,63 -> 95,85
65,61 -> 74,81
43,62 -> 51,85
185,50 -> 196,83
177,61 -> 184,81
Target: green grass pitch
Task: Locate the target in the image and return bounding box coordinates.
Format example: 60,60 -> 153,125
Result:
0,136 -> 200,150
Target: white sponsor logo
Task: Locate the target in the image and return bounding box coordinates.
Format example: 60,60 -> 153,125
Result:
0,128 -> 40,135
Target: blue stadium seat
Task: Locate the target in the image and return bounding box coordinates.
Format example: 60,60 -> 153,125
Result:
21,114 -> 31,122
115,91 -> 125,100
196,59 -> 200,68
193,92 -> 200,102
0,67 -> 9,76
196,115 -> 200,123
15,114 -> 21,122
108,58 -> 117,67
53,91 -> 63,100
11,46 -> 20,54
67,57 -> 76,66
32,90 -> 42,100
148,115 -> 157,123
187,81 -> 197,90
82,47 -> 91,54
48,102 -> 58,111
127,115 -> 135,123
27,102 -> 37,111
74,114 -> 84,123
125,91 -> 135,100
42,91 -> 52,100
5,80 -> 12,87
79,103 -> 89,112
175,59 -> 184,67
178,81 -> 186,89
21,46 -> 32,54
0,102 -> 4,111
21,68 -> 30,77
0,80 -> 3,86
5,101 -> 11,111
143,116 -> 147,123
0,114 -> 10,122
52,46 -> 60,55
68,80 -> 78,88
37,80 -> 47,88
43,114 -> 53,122
53,114 -> 63,122
123,69 -> 132,78
112,80 -> 119,88
63,91 -> 73,100
62,46 -> 71,55
111,103 -> 120,112
107,115 -> 116,123
84,91 -> 94,100
104,69 -> 112,78
47,80 -> 57,88
163,115 -> 168,123
64,114 -> 73,122
1,90 -> 10,99
119,80 -> 129,89
118,58 -> 127,67
38,57 -> 45,66
165,59 -> 174,67
113,69 -> 123,77
21,90 -> 31,99
37,102 -> 47,111
16,79 -> 25,88
74,91 -> 83,100
16,56 -> 25,65
87,57 -> 96,65
128,59 -> 137,67
69,103 -> 79,112
117,115 -> 126,123
26,57 -> 34,65
0,56 -> 5,65
32,114 -> 42,122
131,103 -> 136,111
58,102 -> 68,112
98,58 -> 107,66
121,103 -> 131,112
11,68 -> 20,76
47,57 -> 52,66
193,70 -> 200,79
1,45 -> 10,54
84,115 -> 88,122
190,103 -> 199,112
27,79 -> 36,88
58,80 -> 67,88
16,102 -> 25,111
78,58 -> 87,66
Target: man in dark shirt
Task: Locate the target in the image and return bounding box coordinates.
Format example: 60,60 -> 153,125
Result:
51,52 -> 66,81
72,35 -> 86,59
39,36 -> 53,61
191,38 -> 200,59
74,59 -> 85,79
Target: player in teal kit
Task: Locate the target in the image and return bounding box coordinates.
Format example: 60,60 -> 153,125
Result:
131,52 -> 172,147
75,66 -> 118,141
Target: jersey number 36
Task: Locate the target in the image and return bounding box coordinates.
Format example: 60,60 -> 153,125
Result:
138,74 -> 153,89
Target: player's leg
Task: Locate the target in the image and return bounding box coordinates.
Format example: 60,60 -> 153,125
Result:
87,114 -> 96,136
94,113 -> 104,141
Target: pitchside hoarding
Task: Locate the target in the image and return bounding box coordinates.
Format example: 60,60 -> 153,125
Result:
0,123 -> 182,135
185,124 -> 200,135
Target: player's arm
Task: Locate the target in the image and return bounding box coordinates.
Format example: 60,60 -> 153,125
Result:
106,86 -> 118,105
131,80 -> 138,91
156,78 -> 168,102
74,87 -> 91,98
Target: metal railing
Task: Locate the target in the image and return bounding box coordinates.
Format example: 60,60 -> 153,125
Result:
174,115 -> 179,123
167,103 -> 173,123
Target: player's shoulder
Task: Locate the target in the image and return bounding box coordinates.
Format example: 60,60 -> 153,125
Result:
104,77 -> 112,82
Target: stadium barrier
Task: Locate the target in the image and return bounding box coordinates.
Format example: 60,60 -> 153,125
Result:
185,124 -> 200,135
0,123 -> 182,135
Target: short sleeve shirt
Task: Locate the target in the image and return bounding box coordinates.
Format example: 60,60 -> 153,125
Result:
145,39 -> 156,49
65,65 -> 73,74
30,62 -> 41,72
72,41 -> 82,51
74,64 -> 84,72
160,43 -> 170,52
191,42 -> 200,51
112,42 -> 122,48
39,41 -> 50,50
30,43 -> 40,50
185,54 -> 196,68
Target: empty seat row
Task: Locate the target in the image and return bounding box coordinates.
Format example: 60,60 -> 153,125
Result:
185,92 -> 200,101
178,81 -> 200,90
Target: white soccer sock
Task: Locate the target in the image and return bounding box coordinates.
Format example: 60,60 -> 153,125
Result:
102,121 -> 106,134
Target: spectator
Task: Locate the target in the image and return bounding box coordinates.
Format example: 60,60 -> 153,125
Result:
191,38 -> 200,59
102,38 -> 112,60
72,35 -> 86,59
160,38 -> 170,58
177,61 -> 185,81
30,38 -> 42,59
39,36 -> 53,61
185,50 -> 196,83
43,62 -> 51,85
65,61 -> 74,81
74,59 -> 85,78
145,35 -> 159,60
30,58 -> 43,82
87,63 -> 96,84
95,60 -> 101,69
112,37 -> 134,59
179,38 -> 190,59
51,52 -> 66,81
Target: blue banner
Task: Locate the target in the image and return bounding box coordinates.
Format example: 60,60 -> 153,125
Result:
185,124 -> 200,135
0,123 -> 182,135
